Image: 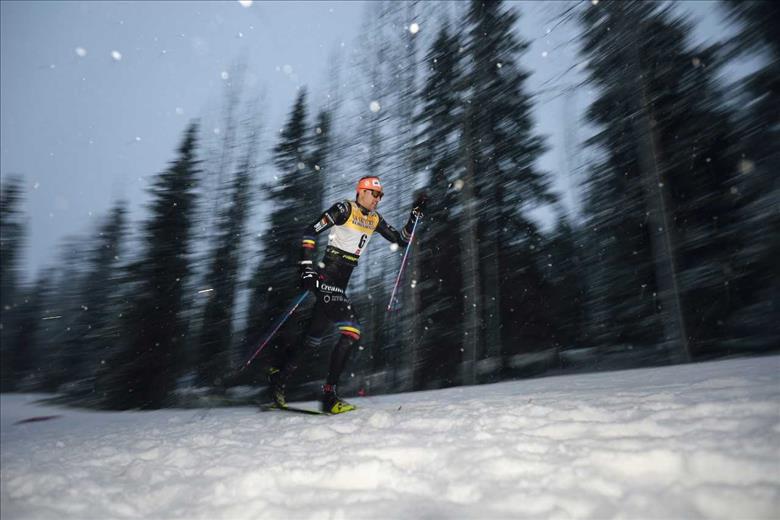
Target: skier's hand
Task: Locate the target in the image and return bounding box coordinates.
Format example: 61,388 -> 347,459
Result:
410,193 -> 428,220
300,266 -> 320,292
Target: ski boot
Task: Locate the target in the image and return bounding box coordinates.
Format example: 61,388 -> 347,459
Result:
267,367 -> 288,409
321,384 -> 356,414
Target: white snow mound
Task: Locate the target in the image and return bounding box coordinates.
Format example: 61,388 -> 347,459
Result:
2,356 -> 779,519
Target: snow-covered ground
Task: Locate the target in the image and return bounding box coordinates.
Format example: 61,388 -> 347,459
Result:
2,356 -> 779,520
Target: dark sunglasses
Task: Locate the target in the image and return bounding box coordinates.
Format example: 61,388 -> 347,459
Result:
365,189 -> 384,200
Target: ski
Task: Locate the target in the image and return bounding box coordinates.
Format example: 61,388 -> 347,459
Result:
259,403 -> 326,415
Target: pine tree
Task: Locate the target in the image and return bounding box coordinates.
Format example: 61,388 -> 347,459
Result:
10,276 -> 50,390
463,0 -> 554,379
580,1 -> 746,360
719,0 -> 780,352
97,123 -> 201,409
414,25 -> 467,388
58,203 -> 128,396
38,235 -> 91,391
196,121 -> 260,388
245,91 -> 323,379
537,217 -> 589,357
0,175 -> 26,391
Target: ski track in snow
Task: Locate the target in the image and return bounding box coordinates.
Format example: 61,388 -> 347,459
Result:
2,356 -> 779,519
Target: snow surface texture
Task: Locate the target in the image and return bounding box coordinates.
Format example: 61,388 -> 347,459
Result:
2,356 -> 779,520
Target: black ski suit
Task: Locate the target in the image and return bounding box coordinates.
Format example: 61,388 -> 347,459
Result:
278,199 -> 416,386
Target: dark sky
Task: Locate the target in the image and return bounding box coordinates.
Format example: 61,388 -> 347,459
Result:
1,1 -> 741,282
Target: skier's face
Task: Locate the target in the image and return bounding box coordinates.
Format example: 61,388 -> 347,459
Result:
358,189 -> 382,211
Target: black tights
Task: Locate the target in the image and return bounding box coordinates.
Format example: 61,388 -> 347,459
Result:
279,333 -> 358,387
326,334 -> 358,386
278,284 -> 361,388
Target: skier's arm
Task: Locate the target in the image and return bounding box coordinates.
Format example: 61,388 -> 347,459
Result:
376,216 -> 415,247
376,193 -> 428,247
299,201 -> 351,267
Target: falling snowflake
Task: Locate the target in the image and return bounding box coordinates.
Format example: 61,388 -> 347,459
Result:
369,100 -> 381,113
75,47 -> 87,57
111,50 -> 122,61
738,158 -> 754,175
221,71 -> 229,80
238,0 -> 253,7
409,22 -> 420,35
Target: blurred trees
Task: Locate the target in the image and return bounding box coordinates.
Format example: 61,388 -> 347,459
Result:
1,0 -> 778,407
414,25 -> 466,389
55,204 -> 128,392
96,123 -> 201,409
245,90 -> 330,385
196,113 -> 260,389
411,0 -> 556,386
719,0 -> 780,351
579,0 -> 775,362
0,175 -> 27,391
463,0 -> 556,380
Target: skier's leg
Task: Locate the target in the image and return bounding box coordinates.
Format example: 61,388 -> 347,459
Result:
326,301 -> 361,386
322,324 -> 359,413
319,298 -> 360,413
267,299 -> 329,406
325,333 -> 358,386
278,300 -> 329,379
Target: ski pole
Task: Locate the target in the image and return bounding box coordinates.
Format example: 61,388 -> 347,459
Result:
387,215 -> 421,311
240,291 -> 309,371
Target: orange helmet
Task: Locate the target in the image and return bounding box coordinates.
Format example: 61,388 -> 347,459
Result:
356,176 -> 383,194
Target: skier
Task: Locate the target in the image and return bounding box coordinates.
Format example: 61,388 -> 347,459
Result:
267,176 -> 427,414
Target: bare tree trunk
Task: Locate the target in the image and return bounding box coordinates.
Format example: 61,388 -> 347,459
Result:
481,220 -> 502,367
459,106 -> 481,385
625,9 -> 690,363
398,0 -> 422,392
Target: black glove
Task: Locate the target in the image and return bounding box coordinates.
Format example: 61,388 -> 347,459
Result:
411,192 -> 428,220
300,266 -> 320,292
